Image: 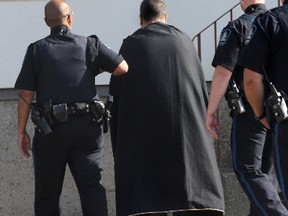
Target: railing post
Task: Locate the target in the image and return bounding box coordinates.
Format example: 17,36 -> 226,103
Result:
214,22 -> 218,52
197,35 -> 202,62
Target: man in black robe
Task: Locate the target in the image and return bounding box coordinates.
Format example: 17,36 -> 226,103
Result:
109,0 -> 225,215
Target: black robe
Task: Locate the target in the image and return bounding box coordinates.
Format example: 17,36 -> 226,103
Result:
109,22 -> 225,216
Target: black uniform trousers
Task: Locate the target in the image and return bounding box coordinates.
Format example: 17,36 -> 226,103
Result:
32,114 -> 107,216
273,120 -> 288,206
231,103 -> 288,216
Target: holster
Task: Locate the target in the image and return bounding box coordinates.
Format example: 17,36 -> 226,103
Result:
30,103 -> 53,135
90,100 -> 105,124
103,95 -> 113,133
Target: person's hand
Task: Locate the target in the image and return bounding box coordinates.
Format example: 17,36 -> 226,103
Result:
259,117 -> 271,130
18,132 -> 32,159
206,113 -> 220,139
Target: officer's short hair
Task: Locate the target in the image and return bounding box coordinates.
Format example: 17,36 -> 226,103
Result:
140,0 -> 166,22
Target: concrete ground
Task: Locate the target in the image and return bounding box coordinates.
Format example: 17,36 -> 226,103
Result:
0,100 -> 250,216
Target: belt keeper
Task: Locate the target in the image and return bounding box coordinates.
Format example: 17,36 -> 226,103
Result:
85,104 -> 90,113
74,103 -> 90,114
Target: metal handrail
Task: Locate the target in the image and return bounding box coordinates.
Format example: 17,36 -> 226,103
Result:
192,3 -> 240,61
192,3 -> 240,42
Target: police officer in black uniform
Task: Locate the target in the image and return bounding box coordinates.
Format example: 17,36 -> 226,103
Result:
206,0 -> 288,215
14,1 -> 128,216
240,0 -> 288,213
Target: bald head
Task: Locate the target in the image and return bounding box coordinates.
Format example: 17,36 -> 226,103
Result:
240,0 -> 265,11
44,0 -> 72,28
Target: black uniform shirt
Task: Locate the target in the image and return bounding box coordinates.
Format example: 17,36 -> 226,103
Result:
212,4 -> 267,83
15,25 -> 124,104
238,2 -> 288,93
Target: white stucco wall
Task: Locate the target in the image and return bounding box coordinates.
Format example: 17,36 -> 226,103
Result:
0,0 -> 279,88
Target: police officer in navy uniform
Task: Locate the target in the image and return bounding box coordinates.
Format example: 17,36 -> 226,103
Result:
14,0 -> 128,215
240,0 -> 288,213
206,0 -> 288,215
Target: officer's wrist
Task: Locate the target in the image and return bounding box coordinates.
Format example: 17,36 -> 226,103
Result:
255,111 -> 266,121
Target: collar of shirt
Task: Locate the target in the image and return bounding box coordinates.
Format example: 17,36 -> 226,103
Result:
50,25 -> 70,35
245,3 -> 266,14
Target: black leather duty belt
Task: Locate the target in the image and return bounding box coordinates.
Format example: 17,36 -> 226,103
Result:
51,102 -> 91,118
66,102 -> 91,115
37,100 -> 105,127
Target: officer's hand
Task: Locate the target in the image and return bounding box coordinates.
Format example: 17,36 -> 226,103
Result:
260,117 -> 271,130
18,132 -> 32,159
206,114 -> 220,139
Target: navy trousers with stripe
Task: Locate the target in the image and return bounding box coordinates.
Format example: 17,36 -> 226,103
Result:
231,104 -> 288,216
273,121 -> 288,206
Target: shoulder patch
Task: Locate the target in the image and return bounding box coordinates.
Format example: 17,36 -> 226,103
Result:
244,25 -> 257,45
218,29 -> 232,46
